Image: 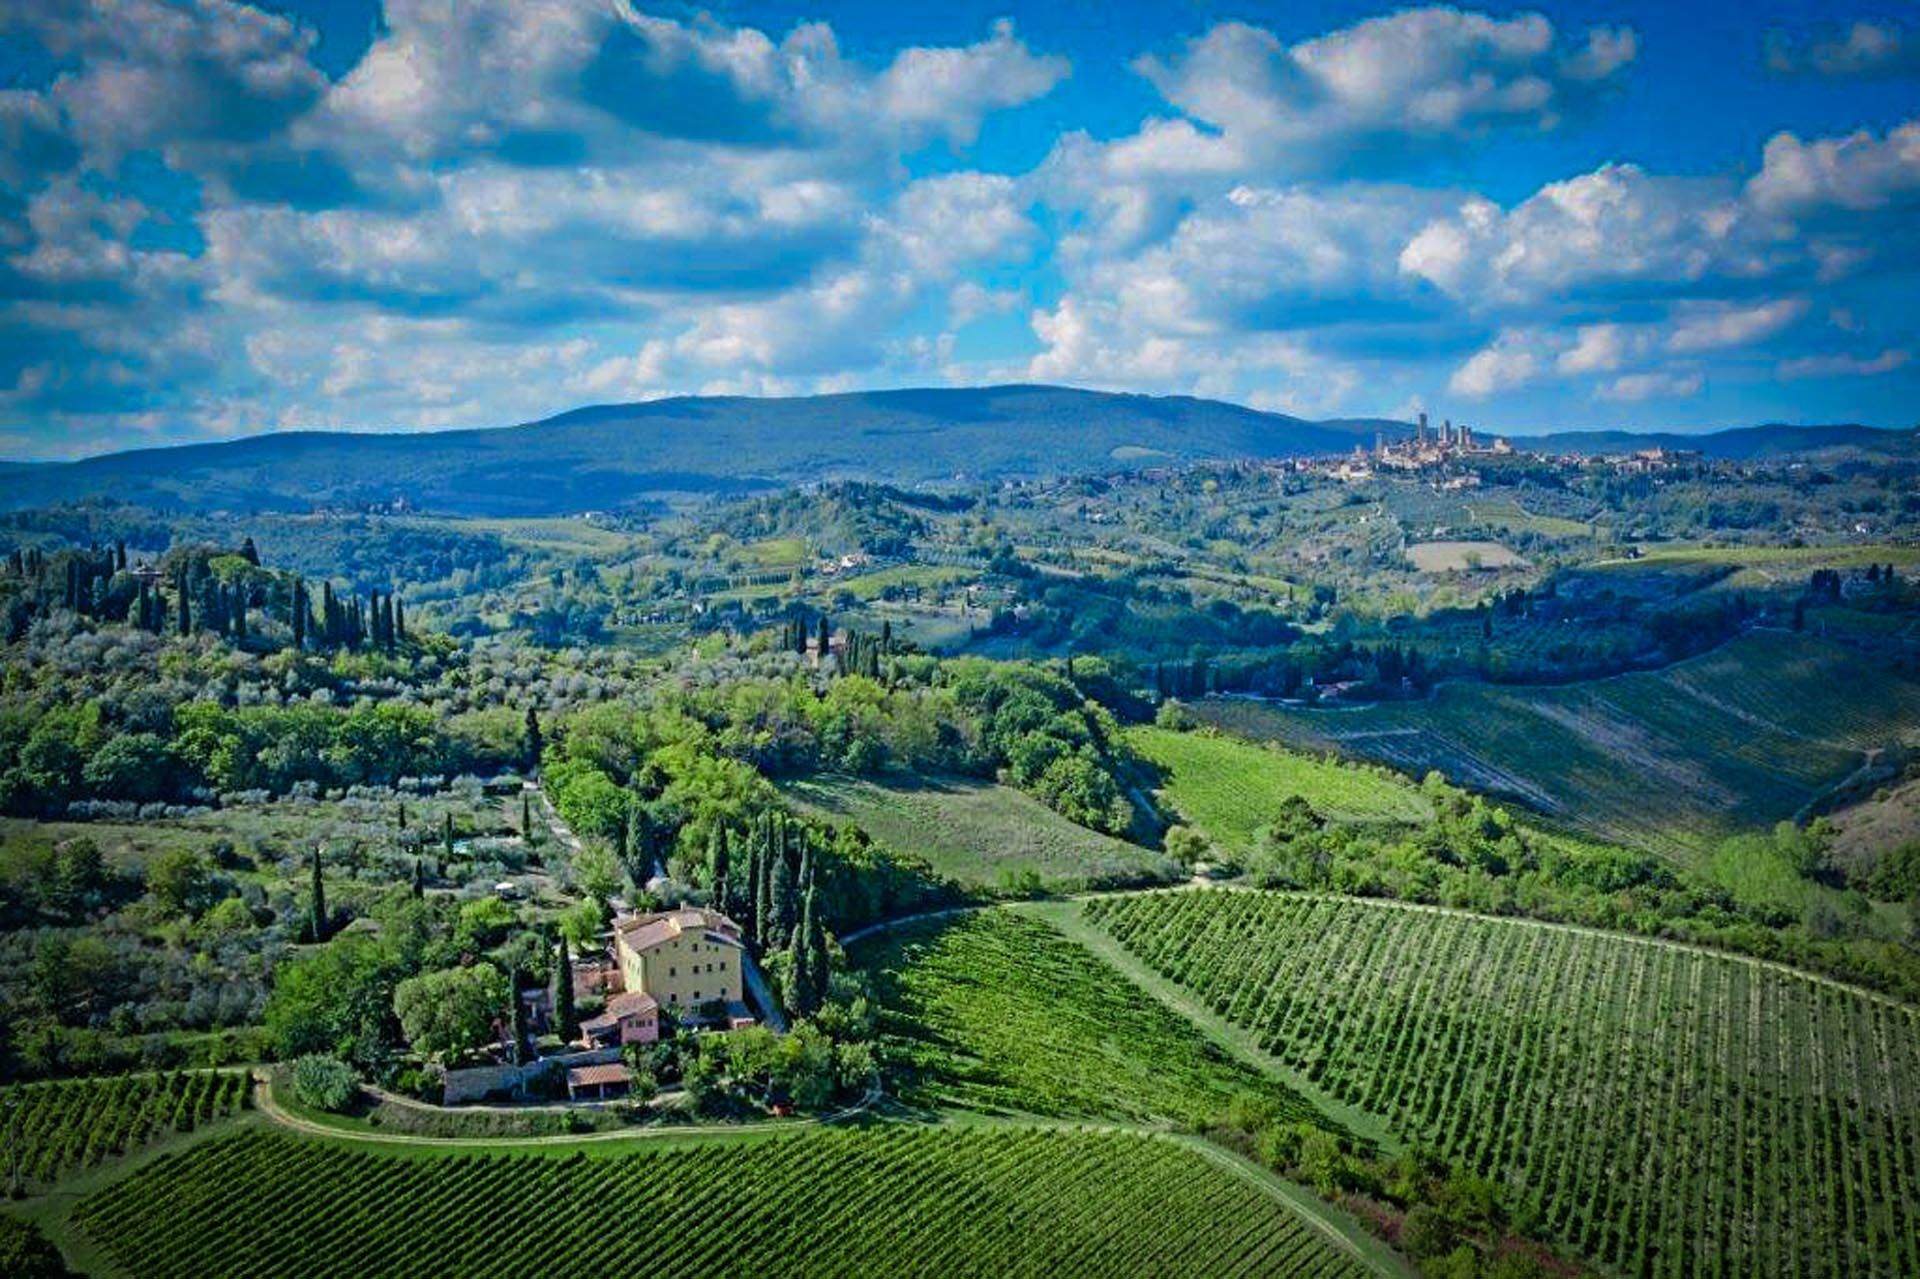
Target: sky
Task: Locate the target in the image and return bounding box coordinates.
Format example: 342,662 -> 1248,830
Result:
1,1 -> 1918,459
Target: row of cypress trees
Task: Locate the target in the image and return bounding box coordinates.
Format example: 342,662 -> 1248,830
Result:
709,811 -> 831,1017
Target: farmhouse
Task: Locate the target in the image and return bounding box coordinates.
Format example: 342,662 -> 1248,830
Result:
609,905 -> 755,1027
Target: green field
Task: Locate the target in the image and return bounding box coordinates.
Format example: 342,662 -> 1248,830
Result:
782,772 -> 1178,891
852,909 -> 1322,1129
1088,890 -> 1920,1279
68,1125 -> 1376,1278
1126,726 -> 1431,853
0,1072 -> 248,1192
1193,631 -> 1920,856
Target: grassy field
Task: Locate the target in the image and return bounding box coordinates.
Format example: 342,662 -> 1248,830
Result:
1405,540 -> 1525,572
65,1124 -> 1378,1278
781,772 -> 1178,891
851,909 -> 1324,1130
1088,890 -> 1920,1279
1125,726 -> 1431,854
1192,631 -> 1920,858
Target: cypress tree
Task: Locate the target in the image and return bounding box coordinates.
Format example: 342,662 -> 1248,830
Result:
525,707 -> 543,772
755,824 -> 774,950
443,812 -> 455,860
807,893 -> 832,1009
114,540 -> 126,572
382,595 -> 396,652
398,799 -> 408,830
786,892 -> 815,1018
709,825 -> 731,920
239,536 -> 259,566
412,857 -> 425,899
816,615 -> 830,658
552,934 -> 577,1042
394,597 -> 407,642
508,967 -> 529,1066
308,848 -> 327,943
521,793 -> 533,841
769,838 -> 796,950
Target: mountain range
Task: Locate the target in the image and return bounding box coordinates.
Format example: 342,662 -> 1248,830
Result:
3,385 -> 1910,517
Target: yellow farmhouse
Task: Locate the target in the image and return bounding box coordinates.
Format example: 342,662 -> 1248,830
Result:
611,906 -> 748,1016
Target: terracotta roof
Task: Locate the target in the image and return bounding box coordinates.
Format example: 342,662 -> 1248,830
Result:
566,1063 -> 630,1089
613,906 -> 743,954
605,991 -> 658,1017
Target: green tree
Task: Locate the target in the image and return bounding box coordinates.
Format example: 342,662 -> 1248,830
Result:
145,849 -> 214,920
307,847 -> 328,943
393,963 -> 508,1059
551,935 -> 578,1042
263,937 -> 401,1070
290,1054 -> 358,1112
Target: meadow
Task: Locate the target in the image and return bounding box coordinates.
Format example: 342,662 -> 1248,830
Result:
1125,726 -> 1431,853
68,1125 -> 1379,1279
781,772 -> 1178,891
1088,890 -> 1920,1279
851,909 -> 1323,1129
1194,631 -> 1920,857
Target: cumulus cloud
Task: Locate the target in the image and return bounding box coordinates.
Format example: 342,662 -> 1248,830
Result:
1765,21 -> 1920,79
1130,9 -> 1634,175
1666,298 -> 1807,353
1450,330 -> 1546,397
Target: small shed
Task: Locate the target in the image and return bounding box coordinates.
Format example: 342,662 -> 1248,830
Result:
566,1063 -> 631,1100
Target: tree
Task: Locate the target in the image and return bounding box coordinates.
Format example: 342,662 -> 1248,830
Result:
769,839 -> 796,949
521,793 -> 534,841
525,707 -> 544,772
146,849 -> 214,920
551,934 -> 577,1042
393,963 -> 508,1059
291,579 -> 308,650
411,857 -> 425,899
708,825 -> 731,919
290,1054 -> 358,1112
264,937 -> 401,1070
0,1214 -> 69,1277
307,847 -> 328,943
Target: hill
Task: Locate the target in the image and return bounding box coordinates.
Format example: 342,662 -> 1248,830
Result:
1521,422 -> 1919,461
0,386 -> 1371,516
11,384 -> 1907,517
1190,631 -> 1920,859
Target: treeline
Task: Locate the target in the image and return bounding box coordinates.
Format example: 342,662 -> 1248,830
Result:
2,538 -> 412,658
0,701 -> 531,815
1151,642 -> 1433,700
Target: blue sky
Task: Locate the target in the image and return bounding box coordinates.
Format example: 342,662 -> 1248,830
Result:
1,1 -> 1917,458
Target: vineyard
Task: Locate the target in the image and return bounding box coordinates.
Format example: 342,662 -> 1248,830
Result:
852,909 -> 1321,1129
1194,631 -> 1920,855
1086,891 -> 1920,1279
0,1071 -> 248,1191
72,1125 -> 1377,1278
1125,726 -> 1430,853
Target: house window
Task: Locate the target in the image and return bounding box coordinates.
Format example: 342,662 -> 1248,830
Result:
669,967 -> 676,977
720,962 -> 727,971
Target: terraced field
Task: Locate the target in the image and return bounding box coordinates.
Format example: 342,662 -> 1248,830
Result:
1194,631 -> 1920,856
1126,726 -> 1431,853
1088,890 -> 1920,1279
71,1125 -> 1378,1278
782,772 -> 1178,890
852,909 -> 1322,1128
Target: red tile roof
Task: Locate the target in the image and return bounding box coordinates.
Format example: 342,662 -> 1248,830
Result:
613,906 -> 743,954
566,1063 -> 630,1089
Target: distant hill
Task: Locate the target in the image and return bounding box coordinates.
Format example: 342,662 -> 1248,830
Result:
0,386 -> 1373,516
1520,423 -> 1920,462
0,387 -> 1908,516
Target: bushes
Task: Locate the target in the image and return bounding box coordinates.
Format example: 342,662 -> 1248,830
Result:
289,1055 -> 358,1112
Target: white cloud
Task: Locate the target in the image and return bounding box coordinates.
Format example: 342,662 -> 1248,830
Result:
1666,298 -> 1807,353
1777,348 -> 1911,380
1449,330 -> 1544,397
1596,371 -> 1703,401
1747,120 -> 1920,216
1766,22 -> 1920,79
1131,9 -> 1635,174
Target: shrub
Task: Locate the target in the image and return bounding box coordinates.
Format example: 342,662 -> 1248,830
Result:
290,1054 -> 358,1112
